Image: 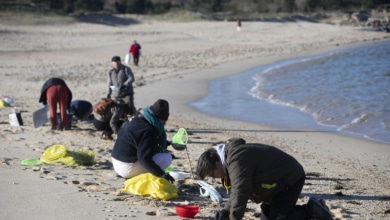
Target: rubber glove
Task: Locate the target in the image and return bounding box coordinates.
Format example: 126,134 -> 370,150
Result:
161,173 -> 175,184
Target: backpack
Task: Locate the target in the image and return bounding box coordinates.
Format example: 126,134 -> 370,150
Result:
93,98 -> 114,115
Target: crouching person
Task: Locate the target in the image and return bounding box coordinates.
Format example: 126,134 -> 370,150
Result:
93,98 -> 127,140
196,138 -> 333,220
111,99 -> 175,183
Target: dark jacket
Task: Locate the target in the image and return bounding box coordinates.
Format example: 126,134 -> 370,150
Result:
71,100 -> 92,121
93,102 -> 126,134
111,115 -> 166,177
223,138 -> 305,220
39,78 -> 73,108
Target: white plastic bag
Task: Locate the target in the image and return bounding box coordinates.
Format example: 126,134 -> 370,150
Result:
197,180 -> 223,202
125,53 -> 130,65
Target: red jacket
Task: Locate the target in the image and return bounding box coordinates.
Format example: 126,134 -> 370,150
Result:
129,43 -> 141,56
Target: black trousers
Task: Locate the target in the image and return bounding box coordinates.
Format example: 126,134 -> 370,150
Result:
93,118 -> 125,136
261,175 -> 310,220
133,55 -> 139,66
93,118 -> 112,136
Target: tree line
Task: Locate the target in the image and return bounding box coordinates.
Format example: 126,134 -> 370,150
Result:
1,0 -> 387,14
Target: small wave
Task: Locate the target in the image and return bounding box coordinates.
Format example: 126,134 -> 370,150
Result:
351,114 -> 369,124
338,114 -> 369,131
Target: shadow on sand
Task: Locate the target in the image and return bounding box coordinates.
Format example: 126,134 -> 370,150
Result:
74,13 -> 140,26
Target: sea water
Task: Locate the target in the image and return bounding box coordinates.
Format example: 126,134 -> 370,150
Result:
191,40 -> 390,144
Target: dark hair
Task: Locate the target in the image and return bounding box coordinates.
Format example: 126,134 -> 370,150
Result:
196,148 -> 221,180
112,56 -> 121,62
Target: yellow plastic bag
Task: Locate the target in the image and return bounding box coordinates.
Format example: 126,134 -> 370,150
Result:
40,144 -> 94,166
120,173 -> 178,201
0,99 -> 9,108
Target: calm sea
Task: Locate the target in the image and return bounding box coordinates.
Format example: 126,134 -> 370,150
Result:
191,40 -> 390,144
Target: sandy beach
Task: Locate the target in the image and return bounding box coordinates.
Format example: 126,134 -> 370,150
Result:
1,14 -> 390,219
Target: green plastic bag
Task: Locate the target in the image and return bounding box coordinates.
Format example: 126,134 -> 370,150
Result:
172,128 -> 188,145
40,144 -> 94,166
120,173 -> 178,201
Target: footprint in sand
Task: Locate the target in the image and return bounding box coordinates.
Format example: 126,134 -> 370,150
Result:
146,210 -> 160,216
0,157 -> 14,166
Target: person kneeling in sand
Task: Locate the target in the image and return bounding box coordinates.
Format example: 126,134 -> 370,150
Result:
196,138 -> 333,220
70,100 -> 93,122
111,99 -> 175,183
93,98 -> 128,140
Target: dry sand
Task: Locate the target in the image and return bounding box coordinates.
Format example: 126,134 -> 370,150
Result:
1,14 -> 390,219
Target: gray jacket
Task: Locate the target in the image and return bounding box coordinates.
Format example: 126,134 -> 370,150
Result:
107,64 -> 134,98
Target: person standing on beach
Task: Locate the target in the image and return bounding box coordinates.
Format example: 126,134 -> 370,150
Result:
111,99 -> 175,183
129,40 -> 141,66
39,77 -> 72,130
236,17 -> 242,31
196,138 -> 334,220
107,55 -> 136,116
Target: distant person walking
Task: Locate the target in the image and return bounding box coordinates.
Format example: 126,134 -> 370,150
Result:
129,40 -> 141,66
237,17 -> 242,31
107,55 -> 136,116
39,77 -> 72,130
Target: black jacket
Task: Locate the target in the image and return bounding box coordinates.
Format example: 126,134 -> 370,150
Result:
39,78 -> 72,108
111,115 -> 166,177
223,138 -> 305,220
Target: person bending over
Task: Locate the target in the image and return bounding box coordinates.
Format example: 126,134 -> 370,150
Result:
93,98 -> 127,140
39,77 -> 72,130
196,138 -> 333,220
70,100 -> 93,122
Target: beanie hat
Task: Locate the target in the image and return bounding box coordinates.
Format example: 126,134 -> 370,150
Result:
150,99 -> 169,121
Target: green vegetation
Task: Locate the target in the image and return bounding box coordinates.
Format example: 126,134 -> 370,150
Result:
0,0 -> 387,15
0,11 -> 77,25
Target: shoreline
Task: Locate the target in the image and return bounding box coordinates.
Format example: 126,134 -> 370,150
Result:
135,44 -> 390,169
1,18 -> 390,219
189,40 -> 390,146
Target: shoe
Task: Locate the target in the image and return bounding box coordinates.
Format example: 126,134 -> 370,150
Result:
319,199 -> 331,212
63,126 -> 71,131
51,125 -> 62,131
101,133 -> 113,140
308,198 -> 333,220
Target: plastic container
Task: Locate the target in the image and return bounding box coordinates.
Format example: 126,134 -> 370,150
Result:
175,205 -> 199,218
9,107 -> 23,126
169,170 -> 189,180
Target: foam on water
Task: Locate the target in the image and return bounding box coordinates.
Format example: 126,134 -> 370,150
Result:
191,41 -> 390,144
